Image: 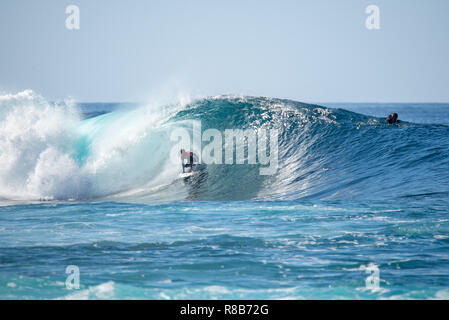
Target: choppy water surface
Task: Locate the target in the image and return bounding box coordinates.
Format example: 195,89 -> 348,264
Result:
0,91 -> 448,299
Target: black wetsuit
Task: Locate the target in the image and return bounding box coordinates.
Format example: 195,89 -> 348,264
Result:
182,152 -> 195,173
185,154 -> 194,168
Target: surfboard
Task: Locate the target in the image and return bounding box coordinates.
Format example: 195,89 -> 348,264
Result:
179,163 -> 207,179
179,172 -> 194,179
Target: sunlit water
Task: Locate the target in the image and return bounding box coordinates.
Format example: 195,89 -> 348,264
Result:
0,93 -> 448,299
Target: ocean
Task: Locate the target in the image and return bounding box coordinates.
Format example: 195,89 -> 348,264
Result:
0,91 -> 448,299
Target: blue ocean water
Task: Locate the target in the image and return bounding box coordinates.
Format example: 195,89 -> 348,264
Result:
0,92 -> 448,299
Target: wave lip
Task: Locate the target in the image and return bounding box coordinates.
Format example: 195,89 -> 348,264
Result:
0,90 -> 88,200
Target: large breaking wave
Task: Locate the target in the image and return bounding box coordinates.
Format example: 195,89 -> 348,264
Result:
1,90 -> 449,202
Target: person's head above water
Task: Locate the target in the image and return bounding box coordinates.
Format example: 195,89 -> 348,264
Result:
386,113 -> 399,124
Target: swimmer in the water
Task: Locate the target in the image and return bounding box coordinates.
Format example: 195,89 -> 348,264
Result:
386,113 -> 400,124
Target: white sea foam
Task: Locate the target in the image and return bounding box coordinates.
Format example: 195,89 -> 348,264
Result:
0,90 -> 86,199
0,90 -> 184,201
63,281 -> 115,300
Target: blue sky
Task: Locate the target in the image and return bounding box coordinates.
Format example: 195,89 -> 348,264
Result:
0,0 -> 448,102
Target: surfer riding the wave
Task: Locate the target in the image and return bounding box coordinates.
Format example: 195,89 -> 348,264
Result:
180,149 -> 199,173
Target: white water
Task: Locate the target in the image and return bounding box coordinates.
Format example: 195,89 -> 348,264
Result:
0,90 -> 186,201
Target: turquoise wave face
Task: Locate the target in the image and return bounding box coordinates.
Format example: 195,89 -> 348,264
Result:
2,94 -> 449,201
70,97 -> 449,202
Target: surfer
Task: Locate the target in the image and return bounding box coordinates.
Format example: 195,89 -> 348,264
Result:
386,113 -> 400,124
180,149 -> 199,173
